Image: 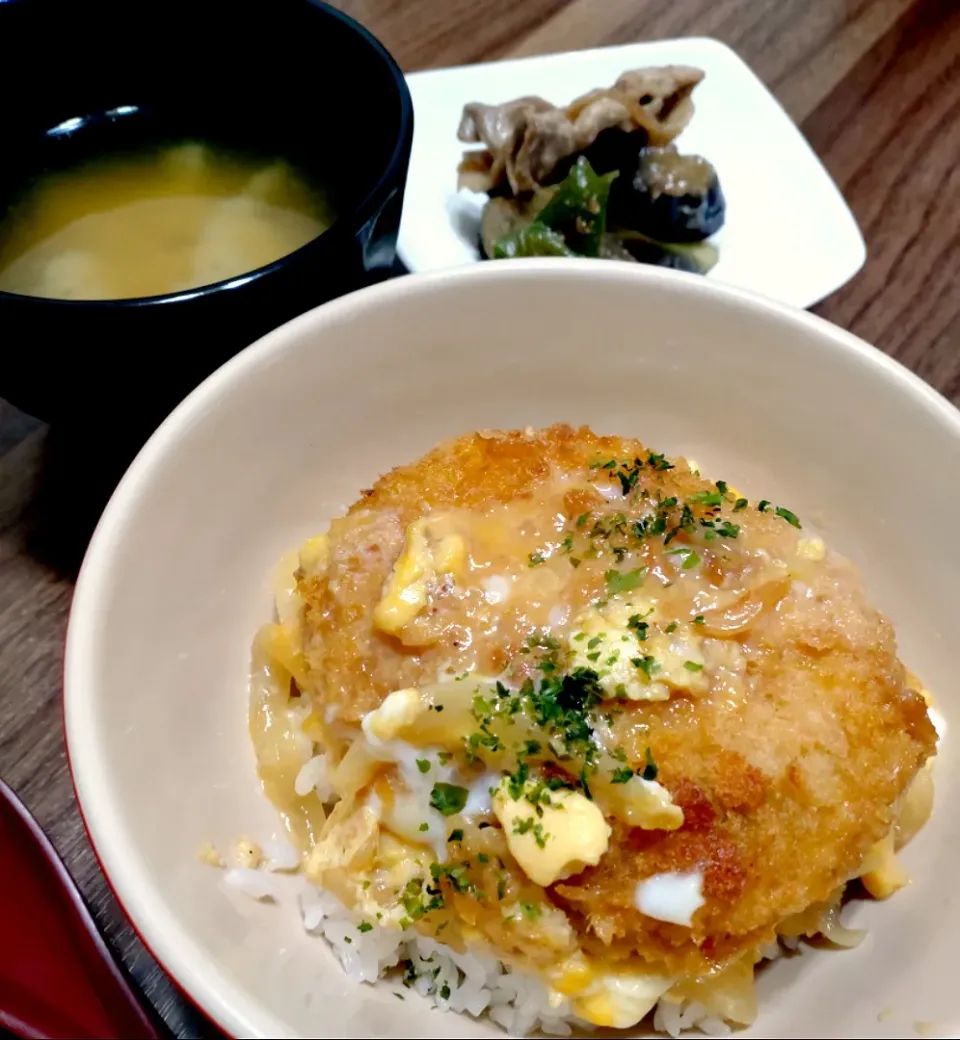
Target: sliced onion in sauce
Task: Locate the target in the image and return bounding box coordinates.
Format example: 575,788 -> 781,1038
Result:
818,903 -> 866,948
249,625 -> 326,849
695,577 -> 790,636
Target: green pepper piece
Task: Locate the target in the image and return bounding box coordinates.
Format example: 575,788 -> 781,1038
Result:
534,157 -> 617,257
492,222 -> 577,258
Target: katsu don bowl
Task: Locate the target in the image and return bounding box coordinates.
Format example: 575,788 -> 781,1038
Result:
65,260 -> 960,1039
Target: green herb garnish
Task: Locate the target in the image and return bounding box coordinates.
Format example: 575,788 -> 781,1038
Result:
647,451 -> 674,471
627,614 -> 649,640
605,567 -> 646,594
775,506 -> 802,528
668,547 -> 701,569
642,747 -> 658,781
632,655 -> 660,678
430,783 -> 469,816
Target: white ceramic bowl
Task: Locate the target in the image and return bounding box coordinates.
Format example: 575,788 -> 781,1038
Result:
65,260 -> 959,1039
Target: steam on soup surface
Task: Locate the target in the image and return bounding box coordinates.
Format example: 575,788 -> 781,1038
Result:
0,142 -> 333,300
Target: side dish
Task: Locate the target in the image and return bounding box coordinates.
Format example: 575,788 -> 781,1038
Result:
456,68 -> 725,273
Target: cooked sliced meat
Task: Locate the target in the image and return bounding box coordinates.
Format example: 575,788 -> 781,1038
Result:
457,66 -> 704,195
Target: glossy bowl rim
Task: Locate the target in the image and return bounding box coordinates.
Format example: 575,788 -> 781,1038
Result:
0,0 -> 413,309
63,259 -> 960,1037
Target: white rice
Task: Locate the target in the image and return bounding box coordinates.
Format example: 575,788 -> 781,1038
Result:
294,754 -> 334,801
295,885 -> 773,1038
222,854 -> 796,1037
654,1000 -> 731,1038
298,887 -> 580,1036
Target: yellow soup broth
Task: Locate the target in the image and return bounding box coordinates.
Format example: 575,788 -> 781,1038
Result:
0,142 -> 333,300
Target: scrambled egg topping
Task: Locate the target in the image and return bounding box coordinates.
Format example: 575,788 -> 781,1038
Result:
568,594 -> 707,700
374,518 -> 466,634
547,952 -> 674,1028
493,780 -> 611,887
861,760 -> 934,899
570,969 -> 674,1030
605,774 -> 684,830
361,687 -> 426,745
795,536 -> 826,561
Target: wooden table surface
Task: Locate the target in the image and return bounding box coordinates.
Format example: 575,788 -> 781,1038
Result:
1,1 -> 957,1036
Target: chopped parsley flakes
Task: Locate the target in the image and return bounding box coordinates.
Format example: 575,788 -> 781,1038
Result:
642,747 -> 659,781
775,506 -> 802,528
513,816 -> 549,848
627,613 -> 649,639
632,654 -> 660,678
429,783 -> 468,816
519,901 -> 542,920
604,567 -> 646,594
667,546 -> 701,569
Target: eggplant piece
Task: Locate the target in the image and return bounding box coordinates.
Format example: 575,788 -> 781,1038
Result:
613,230 -> 719,275
612,146 -> 725,243
552,127 -> 648,182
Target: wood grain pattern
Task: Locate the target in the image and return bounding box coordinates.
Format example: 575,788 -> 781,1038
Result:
0,2 -> 957,1036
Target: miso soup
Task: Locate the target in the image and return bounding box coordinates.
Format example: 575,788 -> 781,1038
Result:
0,142 -> 334,300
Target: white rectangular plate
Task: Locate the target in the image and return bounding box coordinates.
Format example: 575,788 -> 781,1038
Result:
397,38 -> 866,310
